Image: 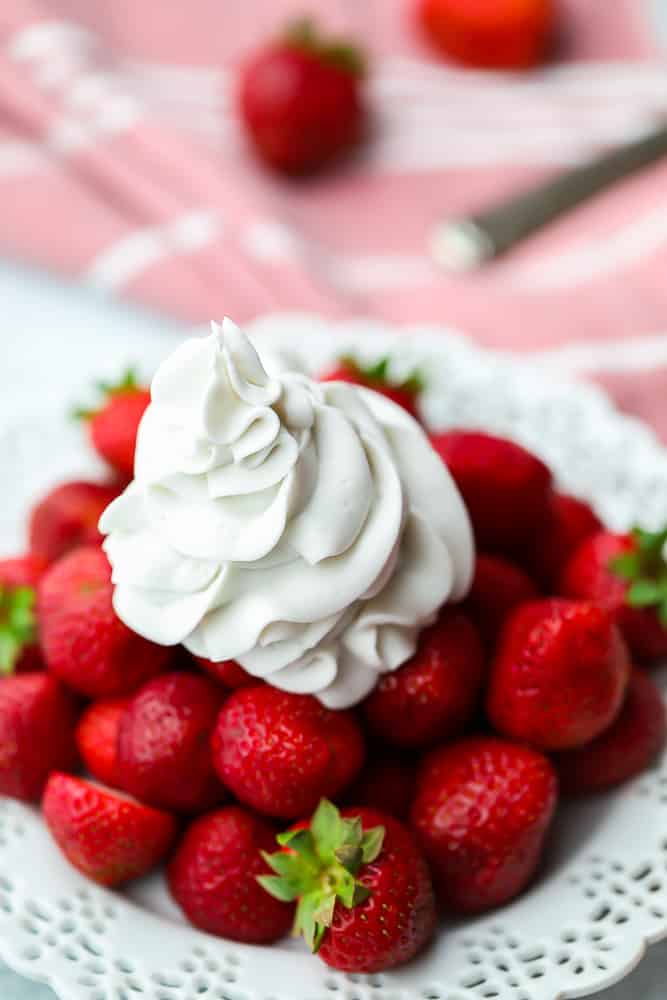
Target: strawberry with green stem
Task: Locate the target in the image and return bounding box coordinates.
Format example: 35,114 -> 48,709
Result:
561,527 -> 667,662
259,798 -> 436,972
0,556 -> 46,674
320,356 -> 424,421
75,369 -> 150,479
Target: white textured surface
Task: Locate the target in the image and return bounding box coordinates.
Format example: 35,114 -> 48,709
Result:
2,266 -> 667,1000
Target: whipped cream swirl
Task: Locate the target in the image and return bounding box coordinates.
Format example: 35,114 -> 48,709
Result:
100,320 -> 474,708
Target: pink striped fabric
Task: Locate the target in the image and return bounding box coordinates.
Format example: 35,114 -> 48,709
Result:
2,1 -> 667,436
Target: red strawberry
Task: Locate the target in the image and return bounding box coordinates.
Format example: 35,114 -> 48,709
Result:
363,610 -> 485,748
239,18 -> 366,174
117,672 -> 226,813
561,528 -> 667,662
556,669 -> 666,796
0,674 -> 79,801
76,697 -> 130,787
346,756 -> 416,822
194,655 -> 255,689
430,431 -> 552,556
212,687 -> 364,819
168,806 -> 294,943
464,554 -> 539,647
43,772 -> 176,887
487,599 -> 630,750
526,492 -> 602,588
0,555 -> 47,674
29,481 -> 120,564
411,737 -> 558,913
320,357 -> 423,421
419,0 -> 555,70
76,370 -> 150,479
38,546 -> 171,698
260,799 -> 436,972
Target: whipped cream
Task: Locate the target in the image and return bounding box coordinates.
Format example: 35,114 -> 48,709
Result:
100,320 -> 474,708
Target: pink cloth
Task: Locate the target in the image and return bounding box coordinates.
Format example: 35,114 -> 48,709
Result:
2,1 -> 667,436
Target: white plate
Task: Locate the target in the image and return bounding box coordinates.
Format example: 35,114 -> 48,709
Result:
2,307 -> 667,1000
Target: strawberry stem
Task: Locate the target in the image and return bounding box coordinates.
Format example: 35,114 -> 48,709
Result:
610,526 -> 667,625
0,585 -> 37,674
283,18 -> 366,77
341,355 -> 426,394
72,368 -> 141,422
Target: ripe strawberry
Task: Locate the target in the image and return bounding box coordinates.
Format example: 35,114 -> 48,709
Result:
363,610 -> 485,748
346,756 -> 416,822
260,799 -> 436,972
319,357 -> 423,421
0,674 -> 79,801
464,554 -> 539,647
29,481 -> 120,564
117,672 -> 226,813
0,555 -> 47,674
168,806 -> 294,943
75,697 -> 130,787
487,599 -> 630,750
38,546 -> 171,698
212,687 -> 364,819
561,528 -> 667,662
556,669 -> 666,796
419,0 -> 555,70
43,772 -> 177,887
194,655 -> 255,689
411,737 -> 557,913
239,18 -> 366,175
430,430 -> 552,556
526,492 -> 602,588
76,370 -> 150,479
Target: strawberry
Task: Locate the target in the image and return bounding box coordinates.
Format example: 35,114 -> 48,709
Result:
75,697 -> 130,788
556,669 -> 666,796
319,357 -> 423,421
168,806 -> 294,943
464,554 -> 539,647
0,555 -> 47,674
38,546 -> 171,698
346,755 -> 416,822
260,799 -> 436,972
75,370 -> 150,479
411,737 -> 558,913
43,772 -> 177,887
487,599 -> 630,750
211,687 -> 365,819
430,430 -> 552,557
0,674 -> 79,801
193,655 -> 255,689
363,610 -> 485,748
117,672 -> 226,813
419,0 -> 555,70
561,528 -> 667,662
526,492 -> 602,589
239,18 -> 366,175
29,480 -> 120,564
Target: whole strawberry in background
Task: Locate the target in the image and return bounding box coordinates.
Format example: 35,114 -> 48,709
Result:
75,369 -> 150,480
561,527 -> 667,662
38,546 -> 171,698
419,0 -> 555,70
169,806 -> 294,944
411,737 -> 557,913
29,481 -> 120,564
487,599 -> 629,750
76,696 -> 130,788
260,799 -> 436,972
320,356 -> 424,421
0,555 -> 46,674
239,19 -> 366,175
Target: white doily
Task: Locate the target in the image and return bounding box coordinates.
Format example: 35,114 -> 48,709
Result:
2,311 -> 667,1000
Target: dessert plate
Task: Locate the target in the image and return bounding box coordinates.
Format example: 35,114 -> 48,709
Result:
2,309 -> 667,1000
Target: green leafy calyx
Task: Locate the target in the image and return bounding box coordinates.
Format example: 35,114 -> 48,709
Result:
257,798 -> 385,953
341,355 -> 425,395
0,585 -> 36,675
610,526 -> 667,626
73,368 -> 141,421
284,18 -> 366,77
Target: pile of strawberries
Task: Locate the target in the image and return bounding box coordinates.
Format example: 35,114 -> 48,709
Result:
0,361 -> 666,976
